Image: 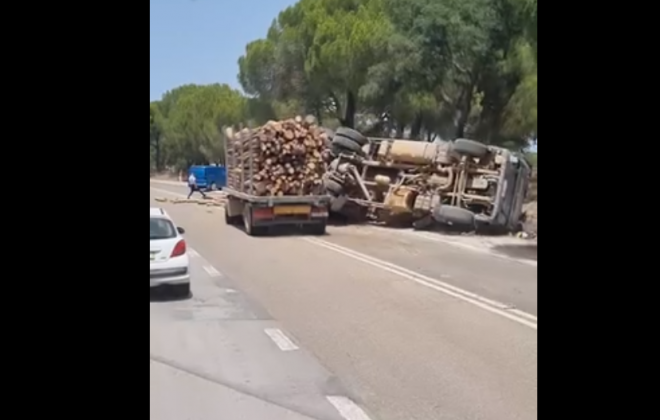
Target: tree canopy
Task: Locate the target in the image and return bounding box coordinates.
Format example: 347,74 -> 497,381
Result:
151,0 -> 537,172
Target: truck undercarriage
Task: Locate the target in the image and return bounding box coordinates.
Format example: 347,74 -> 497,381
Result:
322,129 -> 531,233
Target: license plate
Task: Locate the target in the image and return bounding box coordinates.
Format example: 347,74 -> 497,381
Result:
273,205 -> 311,215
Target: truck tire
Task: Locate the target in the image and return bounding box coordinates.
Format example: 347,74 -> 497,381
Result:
452,139 -> 489,158
323,128 -> 335,141
432,205 -> 475,227
335,127 -> 368,146
332,136 -> 366,156
330,195 -> 348,212
243,206 -> 267,236
224,206 -> 242,225
323,178 -> 345,196
307,222 -> 327,235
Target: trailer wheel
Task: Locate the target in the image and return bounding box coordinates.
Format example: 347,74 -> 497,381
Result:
224,205 -> 242,225
306,222 -> 327,235
332,136 -> 366,156
330,195 -> 348,212
335,127 -> 368,146
451,139 -> 489,158
243,205 -> 267,236
432,205 -> 475,227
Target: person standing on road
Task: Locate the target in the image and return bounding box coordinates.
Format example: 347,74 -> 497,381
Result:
187,172 -> 208,199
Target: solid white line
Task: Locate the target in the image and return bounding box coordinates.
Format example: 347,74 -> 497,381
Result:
187,248 -> 199,258
303,237 -> 537,330
326,396 -> 373,420
263,328 -> 299,351
202,265 -> 222,277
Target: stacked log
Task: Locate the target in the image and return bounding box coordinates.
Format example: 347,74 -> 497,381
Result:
225,116 -> 329,196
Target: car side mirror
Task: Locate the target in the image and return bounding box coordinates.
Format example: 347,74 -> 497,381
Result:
177,227 -> 185,234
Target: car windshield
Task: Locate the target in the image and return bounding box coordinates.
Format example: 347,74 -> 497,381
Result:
150,217 -> 176,240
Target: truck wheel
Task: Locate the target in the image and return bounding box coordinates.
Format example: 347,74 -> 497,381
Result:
243,206 -> 266,236
336,127 -> 368,146
308,222 -> 327,235
451,139 -> 489,159
323,178 -> 345,196
432,205 -> 475,227
224,206 -> 242,225
332,136 -> 366,156
323,128 -> 335,142
330,195 -> 348,212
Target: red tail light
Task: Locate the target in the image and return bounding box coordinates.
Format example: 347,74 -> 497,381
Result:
171,239 -> 186,257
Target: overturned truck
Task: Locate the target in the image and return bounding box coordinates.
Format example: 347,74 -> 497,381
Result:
322,128 -> 531,233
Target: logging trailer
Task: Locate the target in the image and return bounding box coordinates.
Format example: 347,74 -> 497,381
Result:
223,126 -> 332,236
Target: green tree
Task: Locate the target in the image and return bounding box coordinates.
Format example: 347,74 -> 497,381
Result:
155,84 -> 247,171
238,0 -> 391,128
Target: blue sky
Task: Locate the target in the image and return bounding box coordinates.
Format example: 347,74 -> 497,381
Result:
150,0 -> 295,101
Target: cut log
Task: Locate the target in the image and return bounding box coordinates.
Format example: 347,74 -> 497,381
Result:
224,116 -> 329,197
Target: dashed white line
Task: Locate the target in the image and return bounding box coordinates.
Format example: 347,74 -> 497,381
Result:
304,237 -> 537,330
202,265 -> 222,277
326,396 -> 373,420
187,248 -> 199,258
263,328 -> 299,351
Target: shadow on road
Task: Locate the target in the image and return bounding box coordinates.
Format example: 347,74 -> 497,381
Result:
150,288 -> 192,302
491,244 -> 537,261
225,223 -> 332,238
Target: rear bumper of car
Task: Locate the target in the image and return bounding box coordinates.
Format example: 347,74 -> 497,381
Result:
150,267 -> 190,287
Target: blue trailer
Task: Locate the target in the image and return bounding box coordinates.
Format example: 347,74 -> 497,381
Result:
188,165 -> 226,191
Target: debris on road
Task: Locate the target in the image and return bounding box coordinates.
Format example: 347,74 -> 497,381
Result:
154,194 -> 226,207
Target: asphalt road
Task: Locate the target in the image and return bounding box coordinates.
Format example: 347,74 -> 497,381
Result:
150,181 -> 538,420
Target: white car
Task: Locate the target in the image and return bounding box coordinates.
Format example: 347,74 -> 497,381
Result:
150,207 -> 190,297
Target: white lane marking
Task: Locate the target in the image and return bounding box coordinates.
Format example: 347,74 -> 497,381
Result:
304,237 -> 537,330
326,396 -> 373,420
396,229 -> 538,267
263,328 -> 299,351
187,248 -> 199,258
202,265 -> 222,277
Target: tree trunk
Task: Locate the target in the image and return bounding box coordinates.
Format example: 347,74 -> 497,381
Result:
410,113 -> 423,140
340,90 -> 356,128
395,122 -> 405,138
454,87 -> 474,139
